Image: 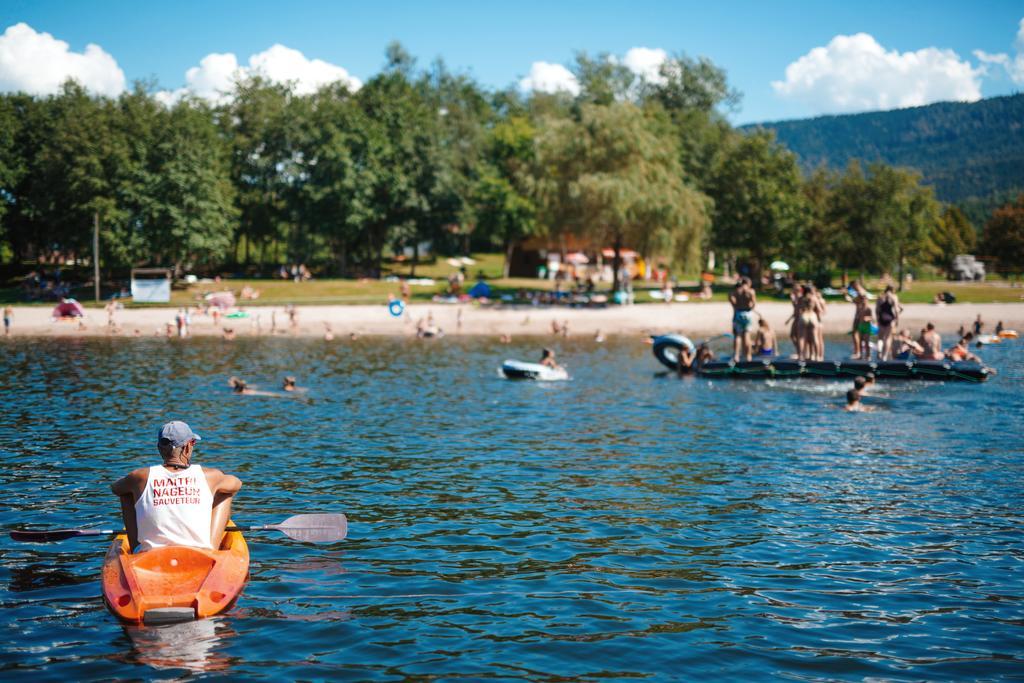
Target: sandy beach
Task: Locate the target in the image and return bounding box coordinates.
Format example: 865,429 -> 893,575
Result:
5,301 -> 1023,339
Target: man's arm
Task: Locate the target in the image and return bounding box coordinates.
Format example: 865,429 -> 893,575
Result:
111,468 -> 147,549
205,468 -> 242,547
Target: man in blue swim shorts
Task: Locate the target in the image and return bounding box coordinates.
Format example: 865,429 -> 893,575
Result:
729,277 -> 757,362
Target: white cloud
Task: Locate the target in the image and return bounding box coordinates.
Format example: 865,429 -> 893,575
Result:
973,17 -> 1024,84
158,44 -> 361,104
772,32 -> 983,114
518,61 -> 580,95
0,22 -> 125,96
623,47 -> 669,85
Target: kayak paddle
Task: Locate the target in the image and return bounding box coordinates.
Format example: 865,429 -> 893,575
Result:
9,513 -> 348,544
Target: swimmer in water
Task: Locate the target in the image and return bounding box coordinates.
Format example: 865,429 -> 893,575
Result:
282,376 -> 297,392
229,377 -> 251,394
844,388 -> 871,412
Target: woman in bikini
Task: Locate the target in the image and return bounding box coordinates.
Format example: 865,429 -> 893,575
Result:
787,283 -> 804,358
797,287 -> 821,360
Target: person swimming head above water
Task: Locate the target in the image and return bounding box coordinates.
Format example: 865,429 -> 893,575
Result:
228,376 -> 249,394
282,376 -> 297,391
845,388 -> 869,412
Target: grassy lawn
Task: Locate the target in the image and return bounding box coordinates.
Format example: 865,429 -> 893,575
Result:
2,252 -> 1022,307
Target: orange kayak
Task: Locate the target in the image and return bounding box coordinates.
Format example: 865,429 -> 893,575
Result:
101,524 -> 249,623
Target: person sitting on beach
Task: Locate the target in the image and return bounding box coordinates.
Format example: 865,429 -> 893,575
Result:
282,376 -> 297,392
917,323 -> 944,360
754,317 -> 776,357
540,348 -> 562,370
729,277 -> 757,362
893,330 -> 924,360
946,337 -> 981,363
844,389 -> 870,412
111,421 -> 242,552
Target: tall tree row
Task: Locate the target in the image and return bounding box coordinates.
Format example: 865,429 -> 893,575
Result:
0,44 -> 997,283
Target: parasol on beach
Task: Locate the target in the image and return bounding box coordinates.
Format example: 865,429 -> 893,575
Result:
51,299 -> 85,318
770,260 -> 790,271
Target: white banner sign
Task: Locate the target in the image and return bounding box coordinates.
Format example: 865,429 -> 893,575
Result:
131,278 -> 170,303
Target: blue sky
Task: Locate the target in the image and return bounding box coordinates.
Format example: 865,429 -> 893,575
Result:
1,0 -> 1022,123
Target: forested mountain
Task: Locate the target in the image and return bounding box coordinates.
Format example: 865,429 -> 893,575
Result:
746,94 -> 1024,223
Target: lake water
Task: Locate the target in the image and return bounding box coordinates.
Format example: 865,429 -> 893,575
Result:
1,335 -> 1023,680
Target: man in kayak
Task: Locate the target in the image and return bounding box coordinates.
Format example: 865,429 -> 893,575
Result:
729,277 -> 757,362
111,421 -> 242,553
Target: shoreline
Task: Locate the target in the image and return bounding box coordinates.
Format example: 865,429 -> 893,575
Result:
3,301 -> 1023,340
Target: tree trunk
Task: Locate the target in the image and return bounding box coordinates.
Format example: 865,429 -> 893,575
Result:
897,248 -> 905,292
503,237 -> 514,279
611,233 -> 622,297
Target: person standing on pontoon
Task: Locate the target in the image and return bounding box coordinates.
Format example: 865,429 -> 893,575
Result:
729,278 -> 757,362
875,285 -> 901,360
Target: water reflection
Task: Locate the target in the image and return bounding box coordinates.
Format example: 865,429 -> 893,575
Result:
121,618 -> 234,674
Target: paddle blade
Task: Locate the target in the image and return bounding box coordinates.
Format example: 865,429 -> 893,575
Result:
270,513 -> 348,543
9,528 -> 110,543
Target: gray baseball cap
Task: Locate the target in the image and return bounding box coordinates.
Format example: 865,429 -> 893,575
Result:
157,421 -> 202,447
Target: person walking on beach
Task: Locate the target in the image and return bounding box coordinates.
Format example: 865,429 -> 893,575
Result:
729,277 -> 757,362
973,314 -> 984,336
111,421 -> 242,552
105,300 -> 117,328
3,305 -> 12,336
875,285 -> 901,360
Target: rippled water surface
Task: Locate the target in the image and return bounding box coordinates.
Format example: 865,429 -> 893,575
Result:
1,334 -> 1023,680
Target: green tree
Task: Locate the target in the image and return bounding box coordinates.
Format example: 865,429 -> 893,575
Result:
536,102 -> 709,292
138,100 -> 237,272
983,193 -> 1024,275
707,130 -> 805,284
930,205 -> 976,270
800,166 -> 843,276
224,77 -> 299,268
474,116 -> 537,277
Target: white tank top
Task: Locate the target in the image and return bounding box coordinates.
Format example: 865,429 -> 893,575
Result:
134,464 -> 214,551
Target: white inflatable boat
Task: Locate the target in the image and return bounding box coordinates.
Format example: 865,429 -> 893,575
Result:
500,360 -> 569,381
